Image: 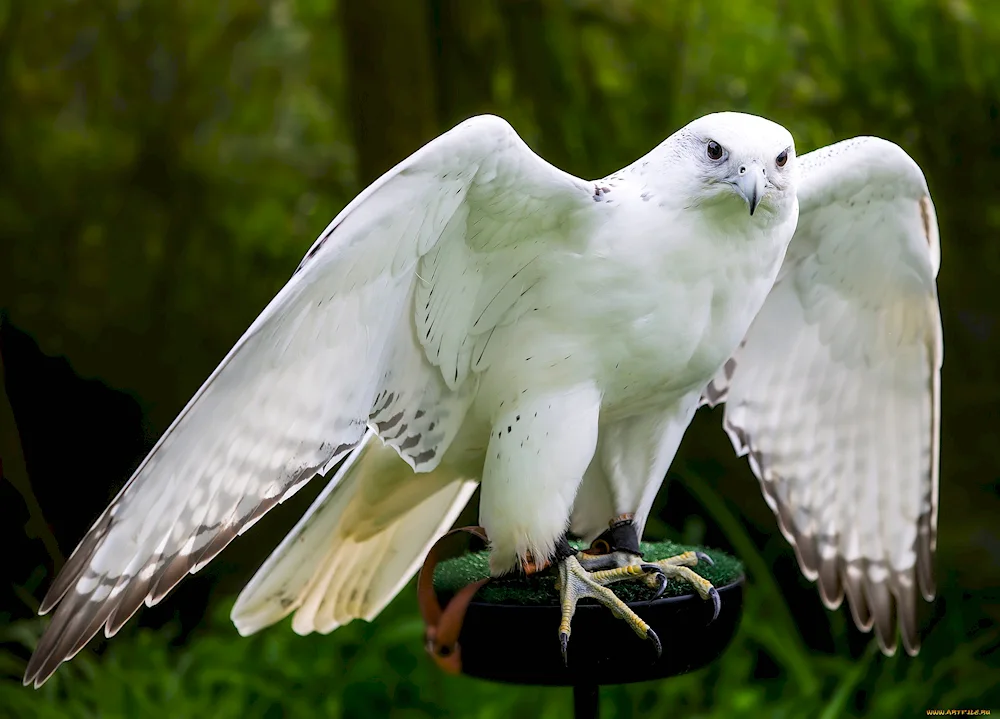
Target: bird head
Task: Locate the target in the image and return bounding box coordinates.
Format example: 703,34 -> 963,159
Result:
662,112 -> 798,223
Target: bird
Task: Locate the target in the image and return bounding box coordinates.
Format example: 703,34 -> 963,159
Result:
22,111 -> 941,688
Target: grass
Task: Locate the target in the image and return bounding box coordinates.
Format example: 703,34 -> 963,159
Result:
2,584 -> 996,719
433,540 -> 743,604
1,474 -> 996,718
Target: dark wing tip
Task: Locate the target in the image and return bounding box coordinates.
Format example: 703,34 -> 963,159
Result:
25,528 -> 252,688
26,505 -> 129,686
865,577 -> 898,656
763,487 -> 928,657
759,473 -> 822,581
38,512 -> 115,615
25,470 -> 310,686
24,586 -> 119,688
740,426 -> 931,658
817,552 -> 844,610
788,527 -> 820,580
843,561 -> 874,633
893,569 -> 922,657
840,560 -> 926,658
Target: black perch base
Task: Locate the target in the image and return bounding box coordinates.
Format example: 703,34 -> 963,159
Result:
446,576 -> 744,686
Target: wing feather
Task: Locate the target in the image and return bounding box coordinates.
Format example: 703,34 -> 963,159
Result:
707,137 -> 942,656
26,115 -> 592,686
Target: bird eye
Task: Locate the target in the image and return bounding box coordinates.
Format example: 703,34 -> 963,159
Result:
706,140 -> 724,161
775,149 -> 788,167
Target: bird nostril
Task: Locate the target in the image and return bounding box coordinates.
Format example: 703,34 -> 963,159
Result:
762,168 -> 767,176
738,166 -> 747,175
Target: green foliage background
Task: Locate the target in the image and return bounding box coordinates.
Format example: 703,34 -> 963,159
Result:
1,0 -> 998,716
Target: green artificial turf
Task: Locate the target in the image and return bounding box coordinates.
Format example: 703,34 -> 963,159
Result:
433,541 -> 743,605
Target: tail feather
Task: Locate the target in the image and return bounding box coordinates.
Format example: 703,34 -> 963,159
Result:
231,432 -> 477,636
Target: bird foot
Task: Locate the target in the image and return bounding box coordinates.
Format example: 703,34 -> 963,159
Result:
555,516 -> 722,664
556,553 -> 662,665
576,548 -> 720,618
643,551 -> 721,619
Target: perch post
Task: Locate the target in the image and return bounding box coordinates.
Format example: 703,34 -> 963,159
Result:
422,533 -> 745,718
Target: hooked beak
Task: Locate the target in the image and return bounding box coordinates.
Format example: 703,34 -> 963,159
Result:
734,162 -> 767,216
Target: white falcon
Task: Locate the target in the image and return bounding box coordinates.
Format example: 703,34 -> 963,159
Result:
24,111 -> 941,687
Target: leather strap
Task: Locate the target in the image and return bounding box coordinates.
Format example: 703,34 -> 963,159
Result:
417,525 -> 490,674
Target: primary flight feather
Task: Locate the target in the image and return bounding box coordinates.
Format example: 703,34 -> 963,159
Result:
24,112 -> 941,686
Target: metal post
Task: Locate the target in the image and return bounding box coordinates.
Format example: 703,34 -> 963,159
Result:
573,683 -> 599,719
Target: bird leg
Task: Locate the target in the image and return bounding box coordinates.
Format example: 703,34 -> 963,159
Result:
529,517 -> 722,665
578,515 -> 721,619
550,535 -> 663,665
577,513 -> 645,570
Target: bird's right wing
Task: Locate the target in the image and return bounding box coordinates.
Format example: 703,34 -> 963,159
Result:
26,115 -> 595,686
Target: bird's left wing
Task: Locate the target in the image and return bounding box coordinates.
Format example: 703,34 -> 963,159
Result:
704,137 -> 942,656
24,115 -> 594,686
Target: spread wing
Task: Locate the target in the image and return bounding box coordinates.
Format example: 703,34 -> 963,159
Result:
704,137 -> 942,656
25,115 -> 594,686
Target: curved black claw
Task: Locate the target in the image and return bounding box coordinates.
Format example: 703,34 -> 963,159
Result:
560,631 -> 570,666
640,563 -> 669,599
695,551 -> 715,567
648,627 -> 663,659
708,586 -> 721,622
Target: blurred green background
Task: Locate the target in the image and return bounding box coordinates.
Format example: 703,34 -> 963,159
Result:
1,0 -> 998,716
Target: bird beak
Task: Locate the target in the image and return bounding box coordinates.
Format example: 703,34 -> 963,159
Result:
734,162 -> 767,216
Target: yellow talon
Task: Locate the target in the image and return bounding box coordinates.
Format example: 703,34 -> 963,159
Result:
656,550 -> 700,567
557,555 -> 662,665
556,549 -> 722,664
646,553 -> 721,619
589,563 -> 646,584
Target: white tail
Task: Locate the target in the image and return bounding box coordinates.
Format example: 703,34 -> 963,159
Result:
231,431 -> 478,636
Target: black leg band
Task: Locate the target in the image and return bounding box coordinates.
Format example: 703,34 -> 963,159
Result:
553,535 -> 577,561
588,516 -> 643,557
